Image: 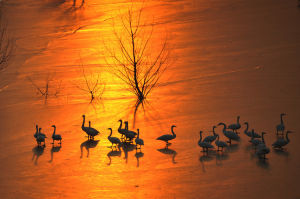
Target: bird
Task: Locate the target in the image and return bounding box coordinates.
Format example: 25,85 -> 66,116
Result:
34,125 -> 46,139
118,119 -> 127,140
228,116 -> 241,133
36,128 -> 46,146
124,121 -> 137,142
156,125 -> 177,147
272,131 -> 293,149
198,131 -> 214,152
256,132 -> 270,159
51,125 -> 62,145
203,126 -> 218,143
249,131 -> 265,148
107,128 -> 121,148
135,129 -> 144,150
276,113 -> 286,135
215,134 -> 228,152
81,115 -> 100,140
244,122 -> 261,138
34,125 -> 39,138
218,123 -> 240,144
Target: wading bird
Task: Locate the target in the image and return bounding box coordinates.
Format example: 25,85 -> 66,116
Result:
228,116 -> 241,133
249,131 -> 265,149
256,133 -> 270,159
51,125 -> 62,145
36,128 -> 46,146
198,131 -> 214,152
215,134 -> 228,152
276,113 -> 286,135
244,122 -> 261,138
157,125 -> 177,147
107,128 -> 121,148
81,115 -> 99,140
118,120 -> 127,140
135,129 -> 144,150
203,126 -> 218,143
272,131 -> 293,149
218,123 -> 240,144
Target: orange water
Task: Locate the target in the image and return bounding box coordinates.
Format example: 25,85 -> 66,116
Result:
0,0 -> 299,198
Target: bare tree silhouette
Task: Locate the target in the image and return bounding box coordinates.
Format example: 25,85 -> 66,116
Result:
75,59 -> 105,103
27,73 -> 63,103
106,6 -> 170,102
0,7 -> 14,72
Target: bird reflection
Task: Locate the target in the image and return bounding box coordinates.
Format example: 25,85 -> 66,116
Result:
80,140 -> 99,158
121,143 -> 136,164
273,148 -> 289,157
107,148 -> 121,166
256,159 -> 270,170
135,151 -> 144,167
48,145 -> 62,163
32,146 -> 45,165
225,143 -> 239,153
199,153 -> 214,173
157,148 -> 177,164
215,153 -> 229,166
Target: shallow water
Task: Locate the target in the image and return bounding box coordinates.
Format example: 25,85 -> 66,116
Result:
0,0 -> 300,198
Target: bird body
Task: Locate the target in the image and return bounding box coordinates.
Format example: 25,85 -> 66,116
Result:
36,128 -> 46,146
256,132 -> 270,159
135,129 -> 144,149
198,131 -> 214,152
124,121 -> 137,141
108,128 -> 121,147
218,123 -> 240,144
228,116 -> 241,133
276,113 -> 286,135
244,122 -> 261,138
118,120 -> 127,138
249,130 -> 264,147
272,131 -> 292,149
81,115 -> 100,140
203,126 -> 218,143
51,125 -> 62,144
215,134 -> 228,151
157,125 -> 177,146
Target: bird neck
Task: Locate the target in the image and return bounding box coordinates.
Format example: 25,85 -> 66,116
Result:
109,129 -> 112,137
251,130 -> 254,138
261,133 -> 265,143
245,123 -> 248,132
82,116 -> 85,128
213,127 -> 216,135
137,130 -> 140,138
89,122 -> 91,128
286,132 -> 290,142
280,115 -> 284,125
36,125 -> 38,133
199,132 -> 202,142
221,124 -> 226,132
52,126 -> 56,136
118,120 -> 122,130
125,123 -> 128,130
171,126 -> 176,136
237,117 -> 240,124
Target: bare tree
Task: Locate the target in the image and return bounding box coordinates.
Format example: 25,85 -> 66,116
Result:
75,60 -> 105,103
0,7 -> 13,72
106,6 -> 170,102
27,73 -> 63,103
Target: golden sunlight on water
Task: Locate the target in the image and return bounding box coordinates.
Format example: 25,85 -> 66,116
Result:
0,0 -> 300,198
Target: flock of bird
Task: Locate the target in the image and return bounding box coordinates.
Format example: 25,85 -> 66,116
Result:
196,113 -> 293,159
34,113 -> 293,161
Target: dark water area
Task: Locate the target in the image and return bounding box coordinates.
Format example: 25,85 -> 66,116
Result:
0,0 -> 299,198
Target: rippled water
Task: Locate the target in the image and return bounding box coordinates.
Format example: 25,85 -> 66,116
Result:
0,0 -> 300,198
